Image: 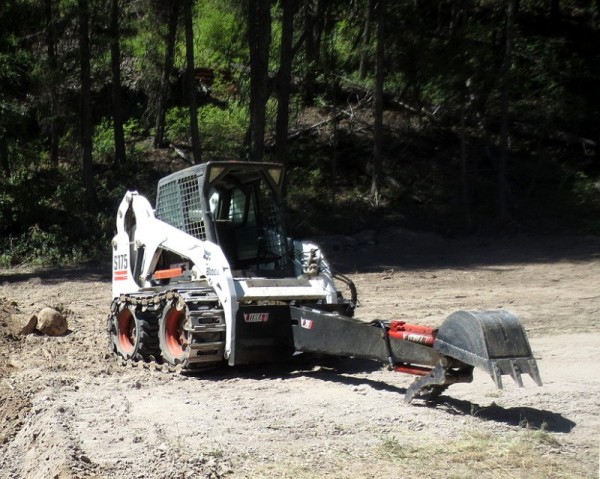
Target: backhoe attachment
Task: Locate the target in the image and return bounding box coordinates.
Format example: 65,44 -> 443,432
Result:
291,307 -> 542,403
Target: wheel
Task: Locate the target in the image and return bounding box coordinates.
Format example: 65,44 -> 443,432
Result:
159,302 -> 189,365
110,304 -> 160,361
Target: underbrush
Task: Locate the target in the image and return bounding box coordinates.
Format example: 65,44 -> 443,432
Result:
0,165 -> 117,267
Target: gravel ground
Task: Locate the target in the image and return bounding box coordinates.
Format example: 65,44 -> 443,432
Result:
1,232 -> 599,478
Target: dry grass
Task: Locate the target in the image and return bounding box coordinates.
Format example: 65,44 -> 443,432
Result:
237,426 -> 590,479
376,428 -> 591,479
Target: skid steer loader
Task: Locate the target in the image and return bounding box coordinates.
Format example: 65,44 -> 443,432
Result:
108,161 -> 542,402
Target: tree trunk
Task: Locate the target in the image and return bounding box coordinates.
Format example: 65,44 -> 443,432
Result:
497,0 -> 515,222
154,0 -> 181,149
183,0 -> 201,163
45,0 -> 59,166
275,0 -> 295,169
248,0 -> 272,161
324,5 -> 339,202
302,0 -> 325,106
0,137 -> 9,177
371,0 -> 385,206
78,0 -> 96,207
330,79 -> 339,203
460,110 -> 471,231
550,0 -> 560,23
358,0 -> 374,80
110,0 -> 126,164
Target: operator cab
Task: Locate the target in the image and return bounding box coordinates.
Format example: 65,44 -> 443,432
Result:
154,161 -> 291,277
203,163 -> 290,274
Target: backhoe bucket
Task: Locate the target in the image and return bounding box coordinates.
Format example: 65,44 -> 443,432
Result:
434,310 -> 542,389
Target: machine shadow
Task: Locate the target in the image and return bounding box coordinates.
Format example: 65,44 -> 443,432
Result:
417,396 -> 576,433
200,356 -> 381,377
191,357 -> 575,433
193,356 -> 405,395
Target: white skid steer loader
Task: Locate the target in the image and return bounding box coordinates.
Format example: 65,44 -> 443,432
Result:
108,161 -> 542,402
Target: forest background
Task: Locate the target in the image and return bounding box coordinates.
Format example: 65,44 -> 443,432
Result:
0,0 -> 599,266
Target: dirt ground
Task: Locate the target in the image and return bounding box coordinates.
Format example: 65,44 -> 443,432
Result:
1,231 -> 599,479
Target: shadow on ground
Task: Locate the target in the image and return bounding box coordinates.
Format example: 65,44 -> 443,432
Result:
421,397 -> 577,433
323,231 -> 600,273
0,262 -> 111,284
184,356 -> 575,432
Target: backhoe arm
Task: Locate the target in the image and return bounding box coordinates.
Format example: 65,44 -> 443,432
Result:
290,307 -> 542,402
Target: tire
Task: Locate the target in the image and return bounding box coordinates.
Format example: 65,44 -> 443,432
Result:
111,304 -> 160,361
159,302 -> 189,365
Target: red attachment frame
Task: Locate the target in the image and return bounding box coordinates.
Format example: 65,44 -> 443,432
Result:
388,321 -> 437,346
394,364 -> 432,376
153,267 -> 185,280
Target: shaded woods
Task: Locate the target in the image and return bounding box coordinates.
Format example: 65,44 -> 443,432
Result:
0,0 -> 599,265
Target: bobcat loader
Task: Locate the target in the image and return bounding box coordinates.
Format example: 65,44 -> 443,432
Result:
108,161 -> 542,402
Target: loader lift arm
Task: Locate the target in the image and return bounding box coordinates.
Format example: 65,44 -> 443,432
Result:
290,306 -> 542,403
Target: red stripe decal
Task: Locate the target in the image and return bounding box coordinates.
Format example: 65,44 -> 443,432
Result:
114,270 -> 128,281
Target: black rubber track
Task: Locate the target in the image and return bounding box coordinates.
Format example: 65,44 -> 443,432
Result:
110,303 -> 161,362
134,307 -> 161,361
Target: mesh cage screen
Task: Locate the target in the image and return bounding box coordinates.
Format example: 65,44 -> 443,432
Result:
156,174 -> 207,241
229,189 -> 247,225
256,182 -> 286,261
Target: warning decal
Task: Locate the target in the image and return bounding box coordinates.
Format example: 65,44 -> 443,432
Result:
244,313 -> 269,323
300,318 -> 314,330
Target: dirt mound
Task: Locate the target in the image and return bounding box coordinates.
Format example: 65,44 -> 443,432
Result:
0,385 -> 32,446
1,297 -> 20,332
0,297 -> 18,317
0,299 -> 32,451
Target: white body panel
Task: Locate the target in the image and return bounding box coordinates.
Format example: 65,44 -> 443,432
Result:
112,191 -> 338,362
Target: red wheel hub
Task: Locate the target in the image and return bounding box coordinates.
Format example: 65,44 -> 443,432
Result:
164,308 -> 187,359
117,308 -> 136,354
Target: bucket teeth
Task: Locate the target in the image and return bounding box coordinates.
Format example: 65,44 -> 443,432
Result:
528,358 -> 543,386
509,360 -> 524,388
489,357 -> 542,389
492,362 -> 503,389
